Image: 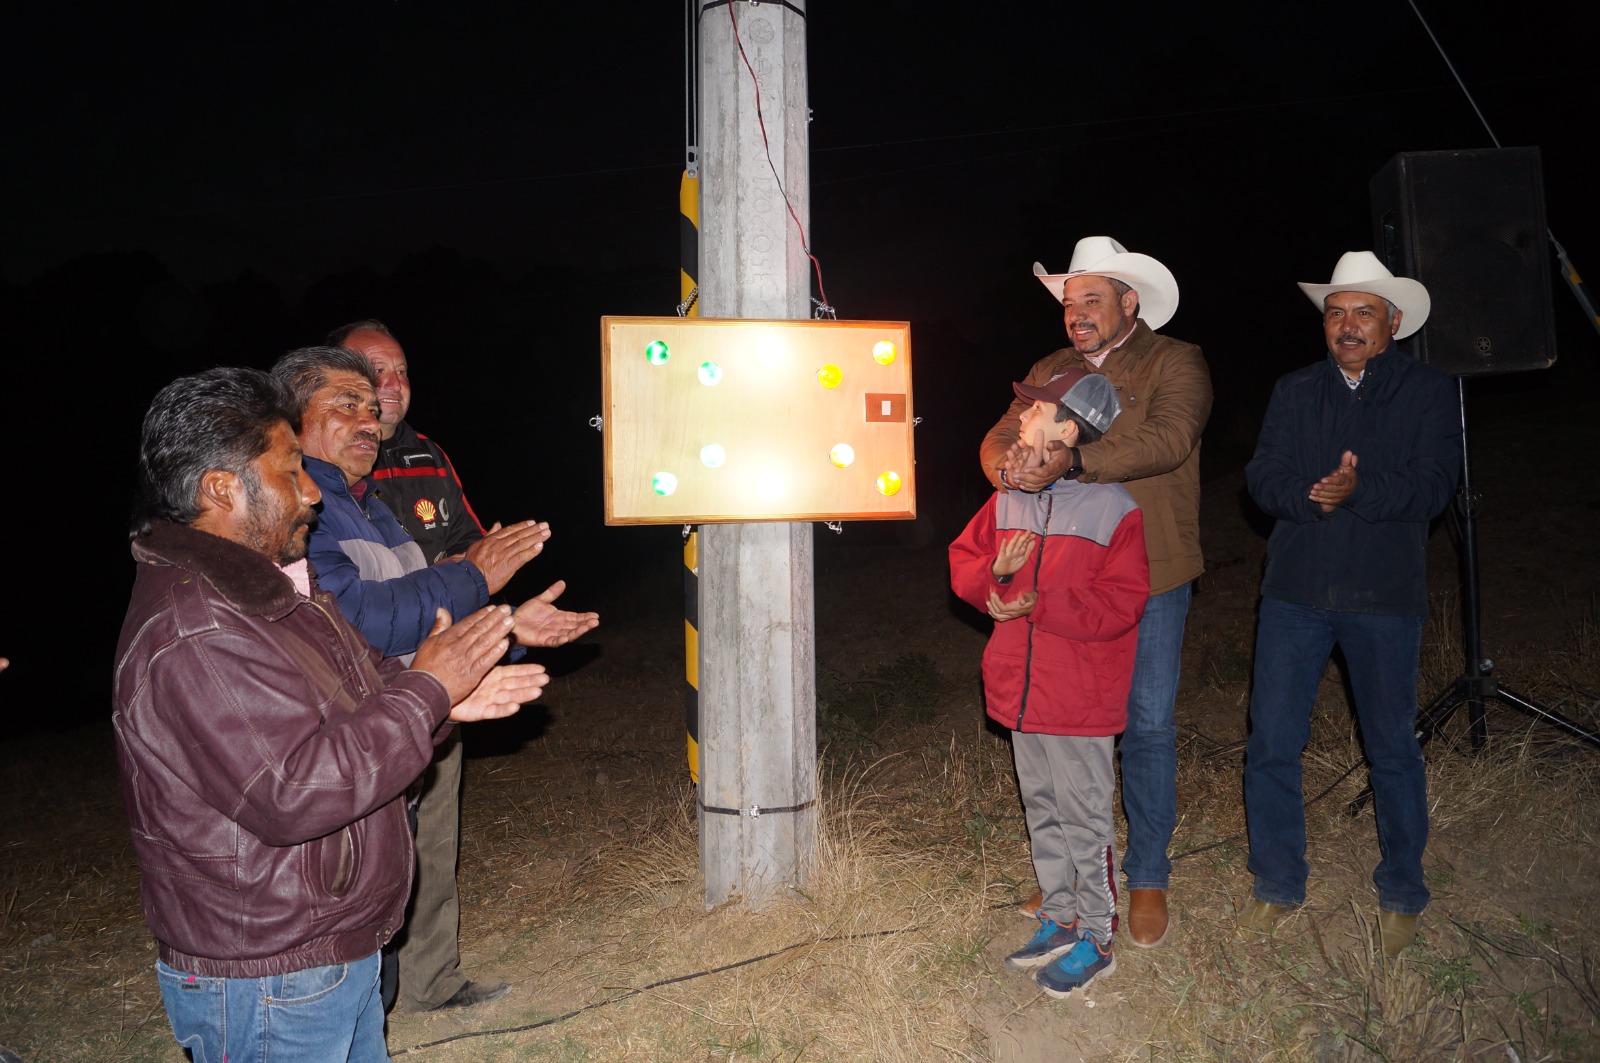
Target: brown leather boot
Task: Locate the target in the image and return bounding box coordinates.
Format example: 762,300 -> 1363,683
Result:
1376,909 -> 1420,957
1236,897 -> 1294,935
1127,888 -> 1170,947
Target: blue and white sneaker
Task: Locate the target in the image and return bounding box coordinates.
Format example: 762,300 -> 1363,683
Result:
1004,916 -> 1079,971
1036,930 -> 1115,998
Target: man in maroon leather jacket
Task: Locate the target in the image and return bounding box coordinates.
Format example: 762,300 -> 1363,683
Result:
113,367 -> 546,1061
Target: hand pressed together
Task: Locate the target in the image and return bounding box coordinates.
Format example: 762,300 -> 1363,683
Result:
1002,430 -> 1076,493
1310,450 -> 1358,513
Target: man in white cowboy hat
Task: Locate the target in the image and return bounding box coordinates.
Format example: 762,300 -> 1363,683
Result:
982,236 -> 1212,948
1236,251 -> 1459,957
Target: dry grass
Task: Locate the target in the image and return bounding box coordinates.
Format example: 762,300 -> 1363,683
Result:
383,593 -> 1599,1063
4,579 -> 1599,1062
0,733 -> 173,1062
379,747 -> 1005,1062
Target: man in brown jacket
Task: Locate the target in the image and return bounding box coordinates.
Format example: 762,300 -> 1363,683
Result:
981,237 -> 1212,948
114,367 -> 547,1060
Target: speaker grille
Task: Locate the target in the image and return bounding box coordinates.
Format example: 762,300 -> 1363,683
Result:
1370,148 -> 1556,377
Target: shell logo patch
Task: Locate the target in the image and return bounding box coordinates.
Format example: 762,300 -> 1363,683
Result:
414,499 -> 438,523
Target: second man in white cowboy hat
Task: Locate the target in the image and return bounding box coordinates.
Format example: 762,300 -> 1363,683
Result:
1236,251 -> 1459,956
982,236 -> 1213,948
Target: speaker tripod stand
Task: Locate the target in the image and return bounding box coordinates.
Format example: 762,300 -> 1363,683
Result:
1350,378 -> 1600,815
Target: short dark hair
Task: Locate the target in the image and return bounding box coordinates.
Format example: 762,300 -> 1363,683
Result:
133,367 -> 297,539
1053,403 -> 1105,445
325,318 -> 394,347
270,345 -> 378,417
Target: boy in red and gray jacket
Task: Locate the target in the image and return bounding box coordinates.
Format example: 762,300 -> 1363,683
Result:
949,367 -> 1148,998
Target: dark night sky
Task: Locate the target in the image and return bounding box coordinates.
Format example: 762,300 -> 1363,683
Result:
4,2 -> 1597,726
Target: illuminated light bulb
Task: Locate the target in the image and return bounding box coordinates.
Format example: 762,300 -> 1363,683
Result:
817,364 -> 843,389
829,443 -> 855,468
872,341 -> 897,365
875,470 -> 903,496
646,340 -> 670,365
698,361 -> 723,386
756,469 -> 785,499
700,443 -> 726,468
755,334 -> 784,366
651,471 -> 678,496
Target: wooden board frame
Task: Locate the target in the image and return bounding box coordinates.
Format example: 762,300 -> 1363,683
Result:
602,317 -> 915,525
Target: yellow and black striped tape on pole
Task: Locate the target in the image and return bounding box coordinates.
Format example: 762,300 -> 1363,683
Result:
680,170 -> 699,318
684,532 -> 700,784
681,168 -> 700,783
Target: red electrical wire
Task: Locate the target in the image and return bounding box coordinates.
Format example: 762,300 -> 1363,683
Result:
721,0 -> 832,317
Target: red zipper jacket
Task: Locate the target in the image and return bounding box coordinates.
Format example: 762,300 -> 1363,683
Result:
949,480 -> 1149,736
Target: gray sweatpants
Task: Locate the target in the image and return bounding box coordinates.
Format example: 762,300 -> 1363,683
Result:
1012,731 -> 1118,941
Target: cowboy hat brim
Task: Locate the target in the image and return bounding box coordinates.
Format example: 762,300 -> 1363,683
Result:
1297,251 -> 1431,339
1034,253 -> 1179,331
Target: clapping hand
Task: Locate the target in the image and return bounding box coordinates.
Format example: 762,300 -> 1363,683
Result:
409,605 -> 515,704
463,520 -> 551,594
449,662 -> 548,722
1310,450 -> 1358,513
512,580 -> 600,648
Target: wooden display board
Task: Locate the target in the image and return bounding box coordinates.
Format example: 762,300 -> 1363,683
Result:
602,317 -> 915,525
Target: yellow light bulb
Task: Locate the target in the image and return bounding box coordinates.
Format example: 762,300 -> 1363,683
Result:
875,470 -> 902,496
872,341 -> 897,365
817,364 -> 843,389
829,443 -> 855,468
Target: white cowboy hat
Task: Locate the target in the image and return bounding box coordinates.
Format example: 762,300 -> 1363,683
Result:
1033,236 -> 1180,331
1297,250 -> 1431,339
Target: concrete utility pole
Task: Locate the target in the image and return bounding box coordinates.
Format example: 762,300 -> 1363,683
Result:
694,0 -> 817,908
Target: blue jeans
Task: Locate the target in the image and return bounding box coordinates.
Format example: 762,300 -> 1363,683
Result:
1244,597 -> 1430,915
1119,581 -> 1191,891
157,951 -> 388,1063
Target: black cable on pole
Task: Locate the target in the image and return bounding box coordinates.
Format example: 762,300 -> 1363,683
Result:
685,0 -> 698,172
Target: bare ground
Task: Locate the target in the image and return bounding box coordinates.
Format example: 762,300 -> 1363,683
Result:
3,386 -> 1599,1061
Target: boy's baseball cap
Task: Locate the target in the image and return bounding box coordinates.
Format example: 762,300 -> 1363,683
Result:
1013,368 -> 1121,434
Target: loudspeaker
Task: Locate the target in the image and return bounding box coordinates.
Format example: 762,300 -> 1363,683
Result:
1370,147 -> 1556,376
